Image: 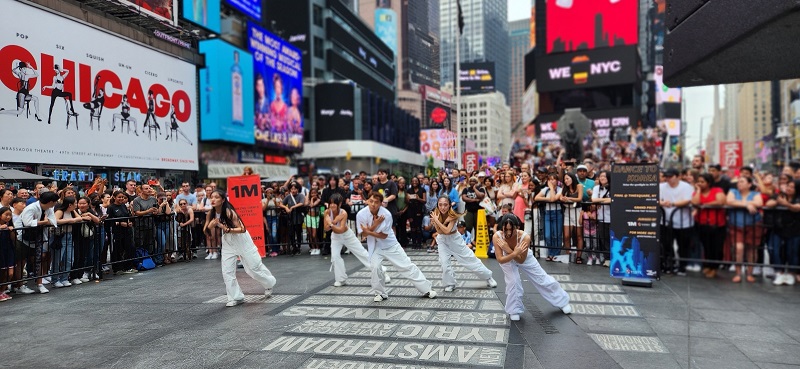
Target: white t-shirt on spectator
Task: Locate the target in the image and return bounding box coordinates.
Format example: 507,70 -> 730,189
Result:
659,181 -> 694,229
538,186 -> 563,211
591,185 -> 611,223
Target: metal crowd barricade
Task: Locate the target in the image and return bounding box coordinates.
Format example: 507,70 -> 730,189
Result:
531,199 -> 612,263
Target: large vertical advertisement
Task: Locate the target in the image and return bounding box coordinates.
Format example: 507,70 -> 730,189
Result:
199,39 -> 254,144
314,83 -> 355,142
227,175 -> 266,256
546,0 -> 638,54
121,0 -> 178,25
182,0 -> 221,33
420,129 -> 457,161
609,163 -> 661,279
375,7 -> 398,55
248,22 -> 304,152
225,0 -> 261,20
0,2 -> 198,170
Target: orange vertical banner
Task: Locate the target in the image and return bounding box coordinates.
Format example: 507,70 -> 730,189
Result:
227,175 -> 266,257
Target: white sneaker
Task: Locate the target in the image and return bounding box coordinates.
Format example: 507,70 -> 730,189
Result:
71,279 -> 82,285
212,253 -> 219,260
80,273 -> 90,282
561,304 -> 573,315
774,273 -> 786,286
763,267 -> 776,278
510,314 -> 520,321
37,284 -> 49,294
602,260 -> 611,267
42,277 -> 50,285
265,288 -> 273,298
226,299 -> 244,307
62,281 -> 72,287
728,265 -> 736,272
204,253 -> 212,260
586,257 -> 594,266
787,274 -> 796,286
17,285 -> 35,294
444,285 -> 455,292
374,294 -> 386,302
753,266 -> 762,276
54,281 -> 64,288
487,278 -> 498,288
423,290 -> 437,299
334,281 -> 344,287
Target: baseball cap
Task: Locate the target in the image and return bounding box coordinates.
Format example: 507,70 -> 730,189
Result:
343,169 -> 352,175
457,221 -> 466,228
477,172 -> 486,177
663,168 -> 679,177
576,165 -> 588,171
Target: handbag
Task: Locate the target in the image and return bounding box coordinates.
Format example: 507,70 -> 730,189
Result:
479,196 -> 497,215
81,222 -> 94,238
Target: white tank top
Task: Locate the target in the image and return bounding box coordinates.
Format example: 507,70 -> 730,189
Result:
328,208 -> 346,229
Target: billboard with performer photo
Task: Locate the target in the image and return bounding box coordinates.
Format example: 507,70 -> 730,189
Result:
248,22 -> 304,152
122,0 -> 178,25
0,1 -> 198,170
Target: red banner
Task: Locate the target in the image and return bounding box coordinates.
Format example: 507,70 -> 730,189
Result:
463,151 -> 479,173
719,141 -> 743,170
227,175 -> 266,257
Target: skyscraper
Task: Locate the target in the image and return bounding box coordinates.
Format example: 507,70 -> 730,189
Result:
509,19 -> 530,129
440,0 -> 509,100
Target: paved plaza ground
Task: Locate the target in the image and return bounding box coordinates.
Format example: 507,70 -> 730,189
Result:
2,248 -> 799,369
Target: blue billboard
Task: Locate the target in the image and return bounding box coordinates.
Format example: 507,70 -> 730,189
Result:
182,0 -> 221,33
374,8 -> 398,54
248,22 -> 304,152
199,39 -> 255,144
225,0 -> 261,20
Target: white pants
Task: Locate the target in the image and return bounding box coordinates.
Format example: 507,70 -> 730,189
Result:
436,232 -> 493,287
221,231 -> 277,303
371,243 -> 431,297
331,229 -> 371,282
500,250 -> 569,315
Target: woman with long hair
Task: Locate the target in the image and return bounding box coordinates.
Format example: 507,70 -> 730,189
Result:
493,213 -> 571,321
407,177 -> 427,248
590,171 -> 612,266
425,180 -> 441,213
72,197 -> 100,283
325,193 -> 387,286
305,187 -> 322,255
204,190 -> 277,307
53,197 -> 80,287
497,171 -> 517,209
535,173 -> 564,261
442,177 -> 459,210
430,195 -> 497,292
514,172 -> 532,222
692,173 -> 726,279
726,177 -> 763,283
175,198 -> 195,262
561,172 -> 584,263
765,179 -> 800,286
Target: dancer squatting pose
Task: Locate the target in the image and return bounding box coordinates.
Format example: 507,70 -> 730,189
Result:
357,191 -> 437,302
493,213 -> 572,321
325,193 -> 389,287
430,195 -> 497,292
204,190 -> 277,307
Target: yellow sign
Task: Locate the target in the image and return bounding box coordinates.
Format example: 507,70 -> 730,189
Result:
475,209 -> 489,259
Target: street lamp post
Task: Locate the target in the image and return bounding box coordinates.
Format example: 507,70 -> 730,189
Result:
699,115 -> 713,153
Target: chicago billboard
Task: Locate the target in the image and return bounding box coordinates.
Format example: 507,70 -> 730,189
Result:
199,39 -> 255,145
0,2 -> 198,170
546,0 -> 638,54
536,45 -> 638,92
248,22 -> 304,152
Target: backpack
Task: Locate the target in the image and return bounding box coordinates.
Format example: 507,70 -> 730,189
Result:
136,248 -> 156,270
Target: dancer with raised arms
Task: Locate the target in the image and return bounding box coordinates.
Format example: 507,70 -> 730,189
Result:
204,190 -> 277,307
430,195 -> 497,292
357,192 -> 436,302
494,213 -> 572,321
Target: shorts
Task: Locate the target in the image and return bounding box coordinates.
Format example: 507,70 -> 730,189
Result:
732,226 -> 763,246
305,215 -> 319,229
563,207 -> 582,227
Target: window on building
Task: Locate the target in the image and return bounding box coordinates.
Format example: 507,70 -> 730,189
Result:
479,102 -> 487,107
313,36 -> 324,58
479,110 -> 486,116
313,5 -> 323,27
314,68 -> 325,79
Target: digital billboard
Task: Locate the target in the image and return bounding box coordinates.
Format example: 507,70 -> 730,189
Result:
654,65 -> 681,104
537,108 -> 636,142
225,0 -> 261,20
121,0 -> 178,25
314,83 -> 355,142
546,0 -> 638,54
375,8 -> 398,54
457,62 -> 496,95
420,85 -> 452,130
183,0 -> 221,33
199,39 -> 255,144
420,129 -> 457,161
248,22 -> 304,152
0,1 -> 198,170
535,45 -> 638,92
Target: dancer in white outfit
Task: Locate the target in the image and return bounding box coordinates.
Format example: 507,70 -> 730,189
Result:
357,191 -> 437,302
204,190 -> 277,307
430,195 -> 497,292
325,193 -> 390,286
494,213 -> 572,321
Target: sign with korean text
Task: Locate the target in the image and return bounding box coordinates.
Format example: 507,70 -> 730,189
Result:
227,175 -> 266,257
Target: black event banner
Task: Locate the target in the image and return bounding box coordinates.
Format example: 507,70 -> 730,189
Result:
609,163 -> 661,279
535,45 -> 638,92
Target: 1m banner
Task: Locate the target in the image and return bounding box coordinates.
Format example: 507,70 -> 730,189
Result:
227,175 -> 266,257
609,163 -> 661,279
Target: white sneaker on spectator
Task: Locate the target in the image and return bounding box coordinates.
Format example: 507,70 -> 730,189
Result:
753,266 -> 762,276
773,273 -> 786,286
204,253 -> 212,260
763,267 -> 775,278
444,285 -> 455,292
487,278 -> 498,288
80,272 -> 90,282
728,265 -> 736,272
586,257 -> 594,266
70,279 -> 82,285
37,285 -> 49,294
42,277 -> 50,285
62,281 -> 72,287
510,314 -> 520,321
787,274 -> 796,286
17,285 -> 35,294
53,281 -> 64,288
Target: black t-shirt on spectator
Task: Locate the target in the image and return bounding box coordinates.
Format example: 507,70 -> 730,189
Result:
107,203 -> 132,236
374,180 -> 399,215
461,186 -> 486,213
712,176 -> 731,194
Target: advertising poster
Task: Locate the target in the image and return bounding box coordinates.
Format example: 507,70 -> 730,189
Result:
420,129 -> 457,161
719,141 -> 743,169
546,0 -> 638,54
225,0 -> 261,20
227,175 -> 266,256
374,8 -> 398,55
182,0 -> 221,33
609,163 -> 661,279
248,22 -> 304,152
199,39 -> 254,144
536,45 -> 639,92
0,2 -> 198,170
121,0 -> 178,25
314,83 -> 355,141
463,152 -> 478,172
457,62 -> 496,95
